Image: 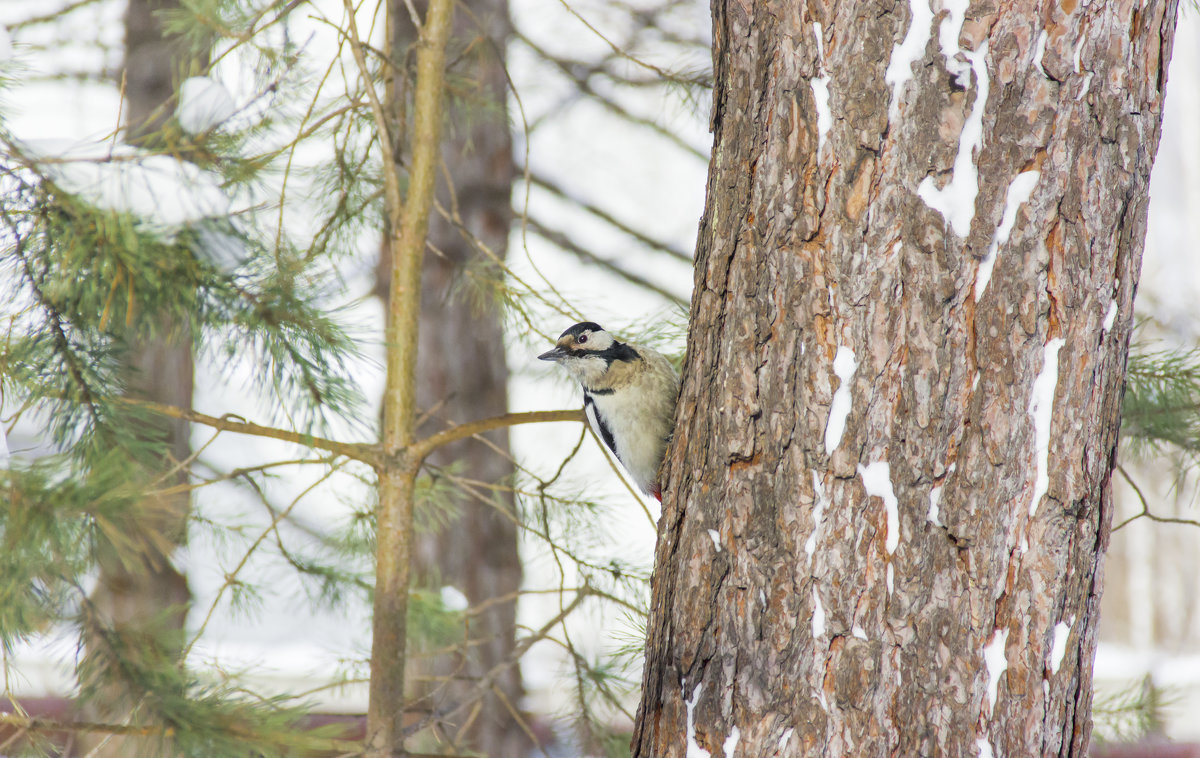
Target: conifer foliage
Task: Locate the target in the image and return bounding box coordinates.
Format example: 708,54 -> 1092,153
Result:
0,83 -> 367,758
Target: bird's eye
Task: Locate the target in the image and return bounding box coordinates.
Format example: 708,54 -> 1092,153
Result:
578,334 -> 589,344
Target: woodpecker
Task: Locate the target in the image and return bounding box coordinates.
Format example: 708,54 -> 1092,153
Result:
539,322 -> 679,501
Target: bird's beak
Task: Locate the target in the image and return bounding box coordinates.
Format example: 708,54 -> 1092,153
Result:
538,347 -> 567,362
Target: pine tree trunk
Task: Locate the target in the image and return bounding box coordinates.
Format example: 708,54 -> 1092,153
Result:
78,1 -> 195,753
377,0 -> 530,754
633,0 -> 1179,756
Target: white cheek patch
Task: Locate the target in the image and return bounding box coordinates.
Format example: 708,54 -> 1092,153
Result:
585,332 -> 615,351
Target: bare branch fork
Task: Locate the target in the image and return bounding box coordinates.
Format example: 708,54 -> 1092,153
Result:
123,396 -> 583,469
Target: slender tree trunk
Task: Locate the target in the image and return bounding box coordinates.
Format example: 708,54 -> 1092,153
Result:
376,1 -> 530,755
633,0 -> 1179,756
78,2 -> 196,754
366,0 -> 455,753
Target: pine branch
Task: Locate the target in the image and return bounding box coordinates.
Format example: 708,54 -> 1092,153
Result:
413,409 -> 585,460
124,396 -> 588,470
119,397 -> 380,466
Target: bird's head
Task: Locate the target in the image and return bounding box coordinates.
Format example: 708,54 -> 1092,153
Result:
538,321 -> 618,385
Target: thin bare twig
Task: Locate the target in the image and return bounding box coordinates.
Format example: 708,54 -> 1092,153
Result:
342,0 -> 403,220
408,587 -> 593,736
1113,464 -> 1200,531
119,397 -> 380,466
524,216 -> 688,307
413,409 -> 585,461
529,171 -> 692,263
184,462 -> 348,657
8,0 -> 107,30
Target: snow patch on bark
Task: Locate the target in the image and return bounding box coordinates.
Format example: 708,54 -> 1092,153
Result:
708,529 -> 722,552
1103,301 -> 1118,333
1033,29 -> 1048,74
917,0 -> 989,238
983,628 -> 1009,715
886,564 -> 895,594
778,727 -> 795,750
1076,71 -> 1094,100
928,485 -> 944,526
1028,338 -> 1065,517
858,461 -> 899,554
936,0 -> 972,84
976,736 -> 995,758
723,726 -> 740,757
685,683 -> 711,758
975,170 -> 1040,300
852,625 -> 867,640
811,588 -> 826,638
1050,618 -> 1074,674
811,23 -> 832,154
884,0 -> 933,122
805,471 -> 828,564
824,346 -> 857,454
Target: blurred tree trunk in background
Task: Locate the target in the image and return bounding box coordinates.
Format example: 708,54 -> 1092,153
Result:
78,1 -> 197,754
633,0 -> 1179,756
377,0 -> 530,753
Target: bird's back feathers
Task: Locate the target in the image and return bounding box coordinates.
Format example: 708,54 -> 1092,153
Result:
582,343 -> 677,496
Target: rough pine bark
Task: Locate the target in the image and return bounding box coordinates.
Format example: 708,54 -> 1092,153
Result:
376,0 -> 530,754
633,0 -> 1179,756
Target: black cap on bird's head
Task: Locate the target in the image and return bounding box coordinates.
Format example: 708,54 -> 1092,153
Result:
559,322 -> 604,340
538,322 -> 609,362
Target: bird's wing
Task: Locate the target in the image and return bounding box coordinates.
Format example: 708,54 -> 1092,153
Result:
583,393 -> 618,457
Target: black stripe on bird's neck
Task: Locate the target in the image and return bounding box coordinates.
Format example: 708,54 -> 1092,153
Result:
584,387 -> 615,396
583,393 -> 619,456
